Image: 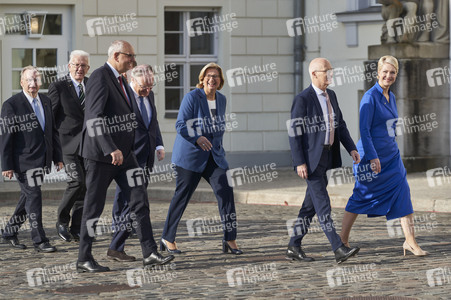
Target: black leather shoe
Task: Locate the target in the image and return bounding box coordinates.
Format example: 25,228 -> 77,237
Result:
70,232 -> 80,242
107,249 -> 136,262
143,251 -> 174,267
222,240 -> 243,255
35,241 -> 57,253
77,260 -> 110,273
1,236 -> 27,249
56,222 -> 72,242
334,245 -> 360,264
286,246 -> 315,262
160,239 -> 182,254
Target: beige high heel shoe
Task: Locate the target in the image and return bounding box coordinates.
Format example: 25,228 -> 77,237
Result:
403,241 -> 429,256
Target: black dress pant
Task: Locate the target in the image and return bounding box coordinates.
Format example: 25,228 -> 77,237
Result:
77,153 -> 157,262
1,172 -> 48,245
57,153 -> 86,234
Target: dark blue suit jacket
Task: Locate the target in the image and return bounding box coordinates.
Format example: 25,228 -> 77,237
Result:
80,63 -> 136,163
131,90 -> 163,170
48,74 -> 88,155
289,84 -> 356,174
171,88 -> 228,173
0,92 -> 62,173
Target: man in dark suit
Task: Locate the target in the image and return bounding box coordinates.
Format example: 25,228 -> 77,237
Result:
76,40 -> 174,272
108,64 -> 164,262
48,50 -> 90,242
286,58 -> 361,264
0,66 -> 63,252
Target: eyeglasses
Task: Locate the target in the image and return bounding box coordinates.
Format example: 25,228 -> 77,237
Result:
205,74 -> 220,79
70,63 -> 90,69
119,52 -> 137,59
315,69 -> 334,75
137,82 -> 156,90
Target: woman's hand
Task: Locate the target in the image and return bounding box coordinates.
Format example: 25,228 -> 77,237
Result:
370,158 -> 381,174
196,136 -> 212,151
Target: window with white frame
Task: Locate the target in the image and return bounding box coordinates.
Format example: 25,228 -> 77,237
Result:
164,10 -> 218,118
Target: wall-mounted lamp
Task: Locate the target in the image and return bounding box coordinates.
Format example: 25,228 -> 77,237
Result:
25,11 -> 47,38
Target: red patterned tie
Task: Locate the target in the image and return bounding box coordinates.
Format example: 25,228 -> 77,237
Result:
118,76 -> 130,106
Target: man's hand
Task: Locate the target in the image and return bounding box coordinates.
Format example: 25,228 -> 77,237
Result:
111,149 -> 124,166
56,162 -> 64,171
157,149 -> 165,161
296,164 -> 308,179
2,170 -> 14,179
350,150 -> 360,164
196,136 -> 212,151
370,158 -> 381,174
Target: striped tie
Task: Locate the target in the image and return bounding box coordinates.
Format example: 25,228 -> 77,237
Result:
78,84 -> 85,108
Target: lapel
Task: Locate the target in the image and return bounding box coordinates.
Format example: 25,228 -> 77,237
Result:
375,83 -> 397,119
197,88 -> 213,124
215,92 -> 224,122
104,63 -> 132,110
40,93 -> 52,129
128,84 -> 147,128
308,85 -> 324,116
147,91 -> 157,123
65,74 -> 84,112
380,92 -> 397,119
19,92 -> 35,115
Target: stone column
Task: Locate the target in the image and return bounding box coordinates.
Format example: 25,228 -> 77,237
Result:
364,43 -> 450,172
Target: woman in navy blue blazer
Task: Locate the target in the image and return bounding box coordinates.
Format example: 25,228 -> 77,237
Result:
161,63 -> 242,255
340,56 -> 428,256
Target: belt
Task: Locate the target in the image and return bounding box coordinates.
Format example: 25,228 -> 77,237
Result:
324,144 -> 332,150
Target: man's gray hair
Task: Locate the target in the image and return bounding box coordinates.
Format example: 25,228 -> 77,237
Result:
107,40 -> 128,58
20,65 -> 40,80
69,50 -> 90,64
131,64 -> 154,80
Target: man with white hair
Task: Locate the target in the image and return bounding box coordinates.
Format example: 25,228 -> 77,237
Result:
1,66 -> 63,252
76,40 -> 174,273
108,64 -> 164,262
48,50 -> 90,243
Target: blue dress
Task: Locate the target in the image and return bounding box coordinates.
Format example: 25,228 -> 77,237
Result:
345,82 -> 413,220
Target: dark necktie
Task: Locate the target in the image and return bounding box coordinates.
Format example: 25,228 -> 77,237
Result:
139,96 -> 150,128
78,84 -> 85,108
118,76 -> 130,106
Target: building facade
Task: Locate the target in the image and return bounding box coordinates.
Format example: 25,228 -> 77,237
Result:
0,0 -> 449,172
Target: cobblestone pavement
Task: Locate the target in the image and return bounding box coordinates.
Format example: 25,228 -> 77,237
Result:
0,197 -> 450,299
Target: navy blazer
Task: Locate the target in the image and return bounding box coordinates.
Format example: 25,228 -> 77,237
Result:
0,92 -> 62,173
171,88 -> 228,173
48,74 -> 88,155
79,63 -> 136,163
289,84 -> 356,174
131,90 -> 163,170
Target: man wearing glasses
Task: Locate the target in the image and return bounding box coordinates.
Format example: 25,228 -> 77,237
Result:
286,58 -> 361,264
108,64 -> 164,262
76,40 -> 174,273
48,50 -> 90,243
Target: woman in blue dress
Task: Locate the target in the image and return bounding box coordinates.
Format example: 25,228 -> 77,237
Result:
340,55 -> 428,256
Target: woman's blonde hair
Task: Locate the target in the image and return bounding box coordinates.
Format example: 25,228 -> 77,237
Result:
378,55 -> 399,73
196,62 -> 225,90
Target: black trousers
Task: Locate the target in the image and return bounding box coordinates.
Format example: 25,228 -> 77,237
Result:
288,148 -> 343,251
77,153 -> 157,261
1,172 -> 48,245
56,153 -> 86,234
162,154 -> 237,243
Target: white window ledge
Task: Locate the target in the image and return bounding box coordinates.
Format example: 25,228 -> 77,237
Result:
336,7 -> 383,47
